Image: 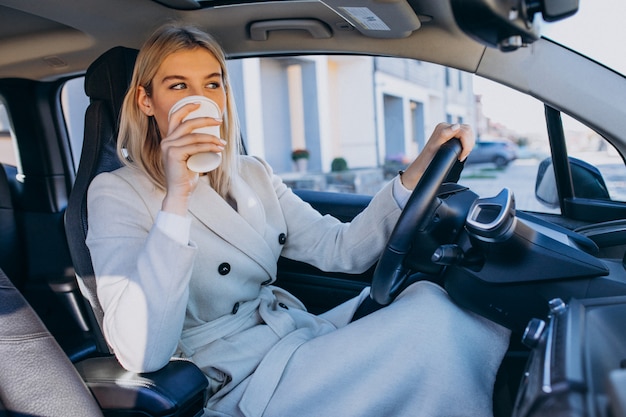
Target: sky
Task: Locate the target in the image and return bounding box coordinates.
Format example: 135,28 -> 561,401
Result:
540,0 -> 626,75
474,0 -> 626,134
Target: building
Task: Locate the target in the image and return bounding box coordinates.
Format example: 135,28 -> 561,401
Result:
228,55 -> 476,174
1,57 -> 476,178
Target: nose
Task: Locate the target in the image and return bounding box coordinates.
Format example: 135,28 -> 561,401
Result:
188,87 -> 204,97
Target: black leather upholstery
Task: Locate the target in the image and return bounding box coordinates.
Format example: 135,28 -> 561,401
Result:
0,267 -> 104,416
0,164 -> 24,286
65,46 -> 208,416
76,356 -> 208,417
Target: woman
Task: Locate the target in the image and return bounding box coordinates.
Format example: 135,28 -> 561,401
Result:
86,23 -> 510,417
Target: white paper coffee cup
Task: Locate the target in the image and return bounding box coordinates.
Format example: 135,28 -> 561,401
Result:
168,95 -> 223,172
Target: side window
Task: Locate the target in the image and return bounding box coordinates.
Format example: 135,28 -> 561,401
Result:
562,114 -> 626,202
460,77 -> 553,213
1,81 -> 88,173
0,102 -> 18,167
227,57 -> 558,213
60,76 -> 89,171
46,61 -> 626,219
228,56 -> 477,196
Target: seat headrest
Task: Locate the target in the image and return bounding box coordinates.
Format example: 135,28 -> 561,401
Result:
85,46 -> 138,119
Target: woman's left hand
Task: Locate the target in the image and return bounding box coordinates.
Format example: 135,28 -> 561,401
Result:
399,123 -> 474,190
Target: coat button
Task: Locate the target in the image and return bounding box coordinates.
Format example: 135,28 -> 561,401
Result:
218,263 -> 231,275
232,302 -> 240,314
278,302 -> 289,310
278,233 -> 287,245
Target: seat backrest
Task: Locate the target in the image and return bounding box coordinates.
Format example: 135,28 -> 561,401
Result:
0,267 -> 104,416
0,164 -> 24,286
65,46 -> 138,353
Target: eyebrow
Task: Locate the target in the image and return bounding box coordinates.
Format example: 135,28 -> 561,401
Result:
160,72 -> 223,84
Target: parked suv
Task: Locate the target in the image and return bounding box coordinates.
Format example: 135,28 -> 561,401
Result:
465,139 -> 518,167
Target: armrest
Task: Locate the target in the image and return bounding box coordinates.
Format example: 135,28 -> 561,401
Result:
75,355 -> 207,417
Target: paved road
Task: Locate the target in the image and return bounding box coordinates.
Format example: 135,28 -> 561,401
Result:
461,155 -> 626,213
285,153 -> 626,215
461,160 -> 549,213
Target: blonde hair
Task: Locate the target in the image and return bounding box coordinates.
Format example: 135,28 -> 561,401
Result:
117,23 -> 241,198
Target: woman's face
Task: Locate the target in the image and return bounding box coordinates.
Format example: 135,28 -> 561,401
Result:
137,47 -> 226,137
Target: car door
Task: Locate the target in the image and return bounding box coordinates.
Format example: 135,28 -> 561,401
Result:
0,78 -> 96,360
278,189 -> 374,314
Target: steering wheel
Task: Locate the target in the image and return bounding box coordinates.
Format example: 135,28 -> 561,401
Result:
370,139 -> 462,305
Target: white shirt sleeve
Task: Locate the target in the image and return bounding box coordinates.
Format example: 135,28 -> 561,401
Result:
155,210 -> 192,245
392,175 -> 411,209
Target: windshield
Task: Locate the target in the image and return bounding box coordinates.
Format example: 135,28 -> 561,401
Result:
540,0 -> 626,77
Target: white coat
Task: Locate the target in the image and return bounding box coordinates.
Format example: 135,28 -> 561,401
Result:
87,155 -> 510,417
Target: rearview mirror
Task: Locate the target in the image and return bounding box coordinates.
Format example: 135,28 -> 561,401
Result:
535,156 -> 610,208
451,0 -> 579,51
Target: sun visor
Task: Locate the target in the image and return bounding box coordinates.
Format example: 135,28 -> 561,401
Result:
320,0 -> 421,38
149,0 -> 421,39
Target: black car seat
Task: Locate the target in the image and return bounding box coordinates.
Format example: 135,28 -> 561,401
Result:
64,46 -> 207,416
0,166 -> 99,415
0,266 -> 105,416
65,46 -> 136,354
0,164 -> 24,286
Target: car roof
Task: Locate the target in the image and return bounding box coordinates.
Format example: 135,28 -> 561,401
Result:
2,0 -> 625,153
0,0 -> 485,81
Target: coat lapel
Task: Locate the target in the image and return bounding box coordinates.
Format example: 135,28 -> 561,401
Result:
188,177 -> 278,277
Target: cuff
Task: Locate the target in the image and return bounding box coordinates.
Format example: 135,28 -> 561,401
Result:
155,211 -> 191,245
392,174 -> 411,210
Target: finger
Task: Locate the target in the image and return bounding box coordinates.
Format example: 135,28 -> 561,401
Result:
183,136 -> 226,153
161,120 -> 222,150
186,116 -> 223,132
167,132 -> 226,150
167,102 -> 202,135
162,137 -> 226,165
169,117 -> 223,141
447,123 -> 475,161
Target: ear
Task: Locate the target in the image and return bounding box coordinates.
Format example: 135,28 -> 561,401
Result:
137,86 -> 154,116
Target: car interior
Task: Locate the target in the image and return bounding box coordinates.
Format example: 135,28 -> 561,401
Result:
1,0 -> 626,416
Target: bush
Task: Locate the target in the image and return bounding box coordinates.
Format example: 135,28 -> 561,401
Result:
331,157 -> 348,172
291,149 -> 310,161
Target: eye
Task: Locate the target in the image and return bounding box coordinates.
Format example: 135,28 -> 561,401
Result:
207,81 -> 221,90
170,82 -> 187,90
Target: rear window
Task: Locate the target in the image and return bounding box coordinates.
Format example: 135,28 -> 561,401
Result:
0,102 -> 17,167
60,77 -> 89,171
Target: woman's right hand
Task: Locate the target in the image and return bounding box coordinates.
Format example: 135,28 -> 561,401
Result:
399,123 -> 474,190
160,103 -> 224,216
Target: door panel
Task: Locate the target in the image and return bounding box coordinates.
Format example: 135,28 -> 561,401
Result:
277,189 -> 374,314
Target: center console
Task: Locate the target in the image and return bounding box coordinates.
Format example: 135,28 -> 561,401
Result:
513,296 -> 626,417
